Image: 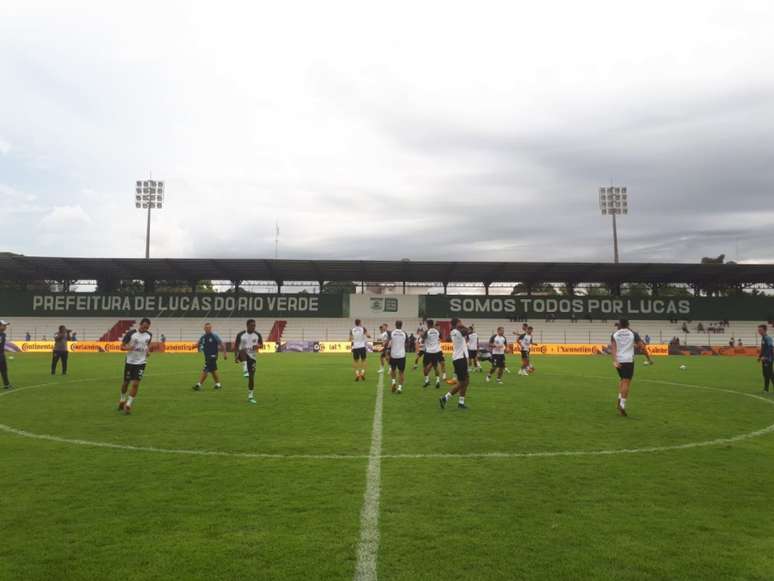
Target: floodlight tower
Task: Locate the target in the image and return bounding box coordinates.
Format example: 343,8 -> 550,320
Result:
134,178 -> 165,259
598,186 -> 628,263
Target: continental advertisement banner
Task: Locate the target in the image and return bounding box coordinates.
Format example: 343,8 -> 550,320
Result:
461,342 -> 668,356
526,343 -> 669,356
423,295 -> 774,321
6,340 -> 278,354
0,291 -> 345,318
8,341 -> 195,353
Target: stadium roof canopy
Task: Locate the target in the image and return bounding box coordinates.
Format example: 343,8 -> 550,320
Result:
1,255 -> 774,287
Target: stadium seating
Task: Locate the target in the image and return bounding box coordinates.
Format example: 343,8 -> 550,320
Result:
2,317 -> 762,347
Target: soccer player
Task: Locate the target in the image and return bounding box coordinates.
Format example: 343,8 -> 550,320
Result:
440,318 -> 471,410
193,322 -> 227,391
234,319 -> 263,404
118,318 -> 152,415
388,320 -> 407,393
413,332 -> 425,371
610,319 -> 653,416
517,326 -> 536,375
378,324 -> 390,374
757,324 -> 773,393
508,323 -> 529,374
486,327 -> 508,384
422,320 -> 445,388
467,325 -> 481,372
0,320 -> 11,389
350,319 -> 370,382
51,325 -> 71,375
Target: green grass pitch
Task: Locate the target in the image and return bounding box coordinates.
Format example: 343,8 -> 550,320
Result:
1,352 -> 773,580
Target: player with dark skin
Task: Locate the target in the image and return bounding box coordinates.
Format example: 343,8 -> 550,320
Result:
235,319 -> 263,391
440,318 -> 472,409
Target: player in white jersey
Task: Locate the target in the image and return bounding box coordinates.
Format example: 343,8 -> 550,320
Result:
421,320 -> 446,388
486,326 -> 508,384
378,324 -> 391,374
350,319 -> 371,382
610,319 -> 652,416
467,325 -> 481,372
440,318 -> 471,409
517,326 -> 536,375
118,318 -> 152,415
387,320 -> 408,394
234,319 -> 264,404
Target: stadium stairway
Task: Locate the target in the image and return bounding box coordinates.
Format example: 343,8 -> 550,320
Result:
268,320 -> 287,342
100,319 -> 136,341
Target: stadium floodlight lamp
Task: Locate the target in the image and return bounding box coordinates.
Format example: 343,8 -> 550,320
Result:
135,177 -> 165,259
598,185 -> 629,263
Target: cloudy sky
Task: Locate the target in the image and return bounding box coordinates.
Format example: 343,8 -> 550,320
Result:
1,1 -> 773,264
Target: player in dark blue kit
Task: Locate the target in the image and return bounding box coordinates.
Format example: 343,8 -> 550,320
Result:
0,320 -> 12,389
758,324 -> 774,393
192,322 -> 227,391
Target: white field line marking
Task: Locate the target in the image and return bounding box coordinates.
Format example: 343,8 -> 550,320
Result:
353,372 -> 384,581
1,372 -> 773,461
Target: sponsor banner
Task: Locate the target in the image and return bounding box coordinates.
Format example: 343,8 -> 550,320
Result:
349,294 -> 420,319
529,343 -> 608,356
473,343 -> 669,357
672,345 -> 759,357
0,291 -> 345,317
423,295 -> 774,321
13,341 -> 56,353
70,341 -> 116,353
6,341 -> 280,354
318,341 -> 353,354
643,344 -> 669,357
318,341 -> 376,354
282,340 -> 318,353
157,342 -> 198,354
4,341 -> 21,353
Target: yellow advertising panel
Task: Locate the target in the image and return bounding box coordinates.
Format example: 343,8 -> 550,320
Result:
14,341 -> 55,353
318,341 -> 353,354
157,342 -> 198,353
528,343 -> 669,356
70,341 -> 120,353
428,342 -> 669,357
8,341 -> 281,354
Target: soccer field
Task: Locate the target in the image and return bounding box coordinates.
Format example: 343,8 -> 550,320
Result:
1,353 -> 773,581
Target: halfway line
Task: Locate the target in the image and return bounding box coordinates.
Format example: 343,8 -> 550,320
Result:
353,371 -> 384,581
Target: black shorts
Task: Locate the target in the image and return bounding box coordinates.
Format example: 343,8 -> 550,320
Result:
423,351 -> 443,366
521,350 -> 530,360
243,356 -> 256,374
123,363 -> 146,382
491,354 -> 506,369
617,362 -> 635,380
389,357 -> 406,372
416,349 -> 425,357
468,349 -> 478,359
203,357 -> 218,372
352,347 -> 367,360
453,358 -> 469,381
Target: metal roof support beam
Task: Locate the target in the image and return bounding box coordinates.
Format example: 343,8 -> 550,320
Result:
261,260 -> 283,290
